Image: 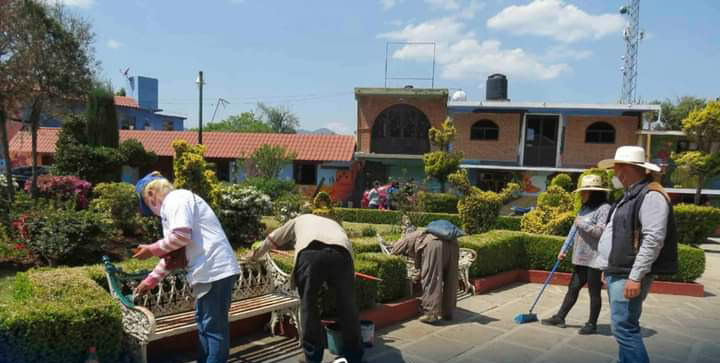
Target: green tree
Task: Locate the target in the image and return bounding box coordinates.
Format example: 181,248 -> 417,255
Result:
0,1 -> 96,198
52,114 -> 125,184
85,83 -> 119,148
423,117 -> 463,192
200,112 -> 273,133
257,103 -> 299,133
673,100 -> 720,204
118,139 -> 158,170
115,88 -> 126,96
652,96 -> 707,130
248,144 -> 297,179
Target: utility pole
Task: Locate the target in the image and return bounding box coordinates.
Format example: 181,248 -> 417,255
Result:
196,71 -> 204,144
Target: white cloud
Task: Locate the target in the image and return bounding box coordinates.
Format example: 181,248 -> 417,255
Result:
380,0 -> 404,10
46,0 -> 95,8
326,122 -> 351,134
487,0 -> 624,43
379,16 -> 568,81
106,39 -> 123,49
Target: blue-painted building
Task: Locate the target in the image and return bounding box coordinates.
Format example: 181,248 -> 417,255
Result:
37,75 -> 185,131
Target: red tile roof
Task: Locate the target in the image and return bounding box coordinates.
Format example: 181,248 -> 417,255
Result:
114,96 -> 140,108
9,128 -> 356,162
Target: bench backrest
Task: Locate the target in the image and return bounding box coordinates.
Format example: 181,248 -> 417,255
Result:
103,256 -> 284,318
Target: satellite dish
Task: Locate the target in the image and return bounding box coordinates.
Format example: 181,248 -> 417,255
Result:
451,90 -> 467,102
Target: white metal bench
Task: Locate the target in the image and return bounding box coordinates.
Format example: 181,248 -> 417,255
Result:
102,255 -> 301,363
376,235 -> 477,295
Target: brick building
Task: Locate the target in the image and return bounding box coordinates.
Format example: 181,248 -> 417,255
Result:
355,75 -> 661,193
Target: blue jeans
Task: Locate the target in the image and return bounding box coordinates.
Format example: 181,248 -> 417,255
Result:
607,274 -> 654,363
195,275 -> 238,363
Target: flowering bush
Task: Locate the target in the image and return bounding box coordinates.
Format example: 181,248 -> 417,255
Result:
216,184 -> 271,245
12,209 -> 113,266
26,175 -> 92,209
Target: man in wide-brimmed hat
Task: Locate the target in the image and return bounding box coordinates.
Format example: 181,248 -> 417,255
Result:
596,146 -> 678,363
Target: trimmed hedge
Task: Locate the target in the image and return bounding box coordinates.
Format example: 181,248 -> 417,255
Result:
357,253 -> 408,303
0,268 -> 123,363
459,230 -> 705,282
674,203 -> 720,245
417,192 -> 459,213
494,216 -> 521,231
335,208 -> 461,227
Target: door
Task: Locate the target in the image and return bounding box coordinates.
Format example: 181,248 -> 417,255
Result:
523,115 -> 559,167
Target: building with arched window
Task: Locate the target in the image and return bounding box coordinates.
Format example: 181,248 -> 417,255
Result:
355,80 -> 662,196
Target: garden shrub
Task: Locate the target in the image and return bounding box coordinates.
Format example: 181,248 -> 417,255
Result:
0,268 -> 123,363
335,208 -> 461,226
26,175 -> 92,209
522,232 -> 574,272
499,182 -> 522,204
661,244 -> 705,282
448,169 -> 504,234
242,177 -> 296,200
172,140 -> 221,208
312,192 -> 342,224
14,208 -> 114,267
357,253 -> 408,303
459,231 -> 528,277
90,182 -> 138,235
273,193 -> 303,222
417,191 -> 459,213
361,225 -> 377,237
494,216 -> 521,231
136,215 -> 163,242
521,185 -> 576,236
216,184 -> 272,246
550,173 -> 574,193
351,240 -> 382,254
673,203 -> 720,245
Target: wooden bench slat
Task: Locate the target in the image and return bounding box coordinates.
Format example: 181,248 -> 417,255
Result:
150,294 -> 299,340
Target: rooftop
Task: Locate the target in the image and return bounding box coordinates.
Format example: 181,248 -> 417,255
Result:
10,129 -> 356,162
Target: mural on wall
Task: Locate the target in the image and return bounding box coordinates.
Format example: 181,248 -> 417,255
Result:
521,173 -> 541,193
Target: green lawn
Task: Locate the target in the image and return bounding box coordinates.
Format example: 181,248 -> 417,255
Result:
0,268 -> 17,303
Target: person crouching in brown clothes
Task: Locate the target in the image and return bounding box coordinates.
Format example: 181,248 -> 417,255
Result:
391,220 -> 462,324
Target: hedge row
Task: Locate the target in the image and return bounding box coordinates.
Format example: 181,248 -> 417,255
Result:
674,203 -> 720,245
336,208 -> 461,226
0,268 -> 124,363
459,230 -> 705,283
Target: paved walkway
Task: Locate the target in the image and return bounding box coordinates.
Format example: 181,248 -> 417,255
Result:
172,241 -> 720,363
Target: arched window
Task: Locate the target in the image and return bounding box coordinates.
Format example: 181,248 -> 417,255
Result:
585,122 -> 615,144
371,105 -> 431,154
470,120 -> 499,140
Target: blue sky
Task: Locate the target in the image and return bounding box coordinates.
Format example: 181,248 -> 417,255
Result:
57,0 -> 720,133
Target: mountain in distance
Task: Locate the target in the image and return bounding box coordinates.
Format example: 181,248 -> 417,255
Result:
296,128 -> 336,134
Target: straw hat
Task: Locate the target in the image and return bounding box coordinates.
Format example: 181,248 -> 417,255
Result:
597,145 -> 661,172
575,174 -> 610,192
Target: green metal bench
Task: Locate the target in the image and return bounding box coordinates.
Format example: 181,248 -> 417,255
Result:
102,255 -> 301,363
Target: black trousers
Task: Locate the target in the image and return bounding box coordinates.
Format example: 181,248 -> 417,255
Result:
557,265 -> 602,325
294,242 -> 363,363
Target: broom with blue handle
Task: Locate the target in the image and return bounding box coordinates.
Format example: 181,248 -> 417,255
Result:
514,224 -> 578,324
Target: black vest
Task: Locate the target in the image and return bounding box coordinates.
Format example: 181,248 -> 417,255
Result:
606,178 -> 678,276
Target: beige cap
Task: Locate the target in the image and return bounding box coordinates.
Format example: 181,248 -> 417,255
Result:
575,174 -> 610,192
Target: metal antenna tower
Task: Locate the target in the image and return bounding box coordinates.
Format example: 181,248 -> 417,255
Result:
619,0 -> 643,104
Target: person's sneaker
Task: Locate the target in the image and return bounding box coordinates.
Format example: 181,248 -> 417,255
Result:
540,315 -> 566,328
419,313 -> 440,324
578,322 -> 597,335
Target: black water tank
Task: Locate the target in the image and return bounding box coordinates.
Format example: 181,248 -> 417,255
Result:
486,73 -> 508,101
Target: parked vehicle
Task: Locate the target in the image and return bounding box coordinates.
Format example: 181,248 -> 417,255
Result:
11,166 -> 50,189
